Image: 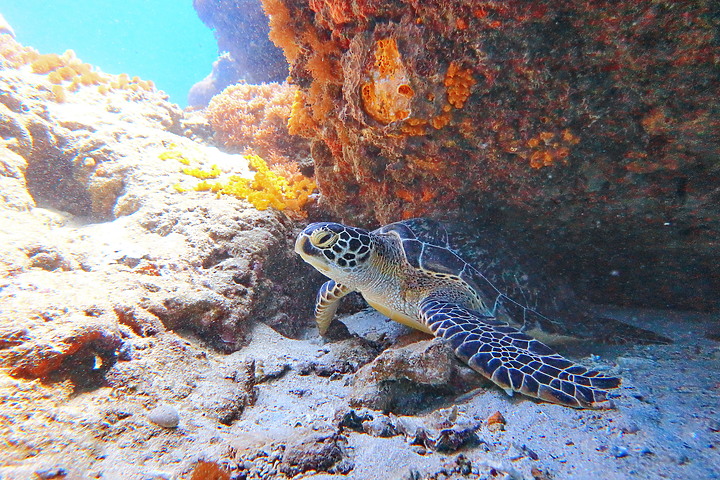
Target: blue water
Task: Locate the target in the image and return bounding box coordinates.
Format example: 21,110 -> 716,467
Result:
0,0 -> 217,107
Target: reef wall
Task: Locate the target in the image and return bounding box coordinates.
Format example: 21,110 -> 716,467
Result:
261,0 -> 720,311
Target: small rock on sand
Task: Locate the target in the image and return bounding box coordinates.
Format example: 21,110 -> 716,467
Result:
148,404 -> 180,428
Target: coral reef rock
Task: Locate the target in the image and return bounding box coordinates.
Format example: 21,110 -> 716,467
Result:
260,0 -> 720,311
189,0 -> 288,106
0,35 -> 322,479
350,338 -> 488,414
0,37 -> 323,386
278,428 -> 349,476
206,82 -> 311,166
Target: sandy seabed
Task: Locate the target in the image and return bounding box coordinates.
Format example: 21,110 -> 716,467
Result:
1,302 -> 718,479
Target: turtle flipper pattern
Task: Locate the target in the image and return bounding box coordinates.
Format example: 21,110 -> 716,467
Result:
315,280 -> 352,334
419,297 -> 621,408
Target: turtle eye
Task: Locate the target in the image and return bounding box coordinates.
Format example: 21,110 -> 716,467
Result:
310,230 -> 338,249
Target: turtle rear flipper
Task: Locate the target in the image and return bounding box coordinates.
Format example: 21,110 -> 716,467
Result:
506,305 -> 672,346
527,310 -> 672,346
575,314 -> 672,345
419,297 -> 621,409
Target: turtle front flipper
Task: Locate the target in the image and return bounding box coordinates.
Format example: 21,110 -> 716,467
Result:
419,297 -> 621,408
315,280 -> 353,335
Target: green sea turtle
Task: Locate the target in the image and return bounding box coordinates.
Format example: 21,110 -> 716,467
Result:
295,218 -> 623,408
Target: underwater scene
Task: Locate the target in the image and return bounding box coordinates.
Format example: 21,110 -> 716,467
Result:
0,1 -> 719,479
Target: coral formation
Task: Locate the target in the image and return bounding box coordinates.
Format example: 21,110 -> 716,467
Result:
360,37 -> 414,125
165,146 -> 316,215
0,34 -> 37,69
206,82 -> 311,167
182,163 -> 223,180
262,0 -> 720,311
287,89 -> 319,138
262,0 -> 302,63
196,155 -> 315,213
398,61 -> 477,136
29,52 -> 65,74
444,62 -> 475,109
262,0 -> 344,137
34,51 -> 155,97
0,36 -> 155,104
203,81 -> 317,216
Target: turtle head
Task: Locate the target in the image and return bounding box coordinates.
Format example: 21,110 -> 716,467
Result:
295,222 -> 374,281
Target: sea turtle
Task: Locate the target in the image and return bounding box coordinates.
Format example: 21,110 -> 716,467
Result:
295,218 -> 625,408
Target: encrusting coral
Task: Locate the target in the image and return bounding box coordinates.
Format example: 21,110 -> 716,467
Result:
287,89 -> 319,138
262,0 -> 302,64
399,60 -> 477,136
192,154 -> 316,213
261,0 -> 343,134
444,62 -> 475,109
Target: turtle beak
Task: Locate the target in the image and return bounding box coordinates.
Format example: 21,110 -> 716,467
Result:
294,234 -> 307,256
295,234 -> 331,274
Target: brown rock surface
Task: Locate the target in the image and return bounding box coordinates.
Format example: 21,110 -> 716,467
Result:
278,429 -> 347,476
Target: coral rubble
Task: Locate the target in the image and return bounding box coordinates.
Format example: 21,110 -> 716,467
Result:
261,0 -> 720,311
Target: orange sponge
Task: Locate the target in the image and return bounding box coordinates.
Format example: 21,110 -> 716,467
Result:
444,62 -> 475,109
360,37 -> 414,125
